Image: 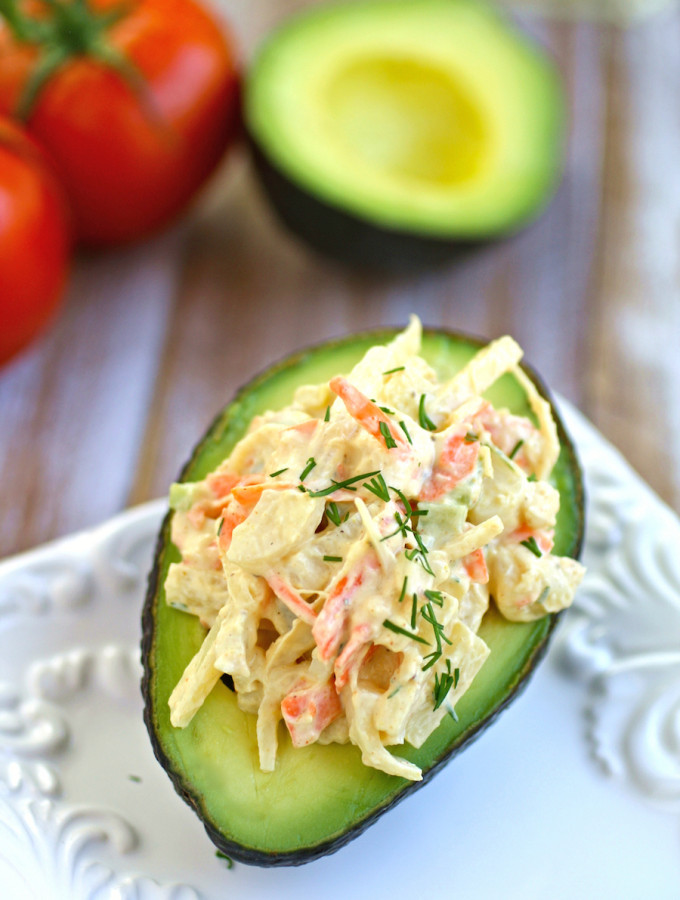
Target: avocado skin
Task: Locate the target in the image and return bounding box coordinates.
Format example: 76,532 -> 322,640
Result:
244,0 -> 565,273
141,328 -> 585,867
143,565 -> 559,865
249,140 -> 484,272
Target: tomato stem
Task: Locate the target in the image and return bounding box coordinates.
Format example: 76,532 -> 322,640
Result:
0,0 -> 145,119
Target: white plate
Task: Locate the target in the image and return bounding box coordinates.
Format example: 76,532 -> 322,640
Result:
1,402 -> 679,900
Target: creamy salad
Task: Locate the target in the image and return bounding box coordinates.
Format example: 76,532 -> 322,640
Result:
165,318 -> 584,781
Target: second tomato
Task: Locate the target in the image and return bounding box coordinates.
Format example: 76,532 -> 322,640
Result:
0,0 -> 240,246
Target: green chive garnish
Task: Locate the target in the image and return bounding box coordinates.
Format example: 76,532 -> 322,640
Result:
365,473 -> 390,502
383,366 -> 405,374
464,432 -> 478,443
422,652 -> 440,672
308,470 -> 381,498
215,851 -> 234,868
324,405 -> 331,422
381,512 -> 409,541
433,660 -> 456,710
418,395 -> 437,431
398,576 -> 408,603
379,421 -> 398,450
433,674 -> 452,710
326,501 -> 342,526
269,468 -> 288,477
424,589 -> 444,607
410,594 -> 418,629
323,555 -> 342,562
404,547 -> 435,576
383,619 -> 429,645
509,439 -> 524,460
300,457 -> 317,481
399,420 -> 413,444
389,486 -> 413,517
521,536 -> 542,557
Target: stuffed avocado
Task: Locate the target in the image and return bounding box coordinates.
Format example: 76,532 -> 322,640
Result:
245,0 -> 565,270
141,322 -> 584,866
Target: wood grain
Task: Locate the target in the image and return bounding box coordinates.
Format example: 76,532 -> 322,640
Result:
588,15 -> 680,511
1,8 -> 679,562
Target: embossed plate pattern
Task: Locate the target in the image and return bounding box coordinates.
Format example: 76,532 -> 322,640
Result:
1,401 -> 679,899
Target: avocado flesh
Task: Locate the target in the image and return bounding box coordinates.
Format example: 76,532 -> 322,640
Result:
245,0 -> 564,247
142,330 -> 583,865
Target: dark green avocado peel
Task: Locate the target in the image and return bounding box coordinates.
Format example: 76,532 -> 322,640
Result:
244,0 -> 565,270
141,328 -> 584,866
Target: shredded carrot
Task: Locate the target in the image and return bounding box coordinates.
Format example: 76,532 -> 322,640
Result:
330,376 -> 405,448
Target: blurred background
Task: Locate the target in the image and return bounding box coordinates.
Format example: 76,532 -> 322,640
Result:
0,0 -> 678,559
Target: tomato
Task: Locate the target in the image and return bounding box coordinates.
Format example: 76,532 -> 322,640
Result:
0,117 -> 71,366
0,0 -> 240,246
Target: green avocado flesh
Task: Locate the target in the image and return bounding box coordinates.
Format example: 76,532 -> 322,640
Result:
245,0 -> 564,242
142,329 -> 584,865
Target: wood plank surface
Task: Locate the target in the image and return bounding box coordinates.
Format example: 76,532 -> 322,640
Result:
1,4 -> 679,561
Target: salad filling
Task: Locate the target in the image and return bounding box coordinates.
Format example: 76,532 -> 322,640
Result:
165,317 -> 584,781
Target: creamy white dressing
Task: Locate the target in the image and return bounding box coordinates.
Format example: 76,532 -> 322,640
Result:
165,317 -> 585,781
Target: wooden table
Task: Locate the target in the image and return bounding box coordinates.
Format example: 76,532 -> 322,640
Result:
2,2 -> 679,560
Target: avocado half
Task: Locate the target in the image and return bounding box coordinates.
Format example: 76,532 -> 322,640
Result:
245,0 -> 565,270
141,328 -> 584,866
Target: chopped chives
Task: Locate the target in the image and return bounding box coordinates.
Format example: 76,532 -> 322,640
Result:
509,439 -> 524,460
418,395 -> 437,431
326,501 -> 342,526
324,405 -> 331,422
399,420 -> 413,444
389,486 -> 413,517
323,555 -> 342,562
381,512 -> 408,541
398,576 -> 408,603
379,421 -> 398,450
299,457 -> 317,481
269,468 -> 288,477
383,619 -> 429,645
521,536 -> 542,557
308,470 -> 381,498
464,432 -> 478,443
365,473 -> 390,502
410,594 -> 418,629
433,672 -> 453,710
424,589 -> 444,607
422,652 -> 440,672
404,547 -> 435,576
383,366 -> 405,374
433,660 -> 456,710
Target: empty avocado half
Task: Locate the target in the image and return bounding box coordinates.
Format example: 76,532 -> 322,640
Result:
245,0 -> 565,269
141,328 -> 584,866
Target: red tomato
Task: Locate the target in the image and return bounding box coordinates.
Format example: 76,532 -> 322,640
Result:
0,117 -> 71,366
0,0 -> 240,246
